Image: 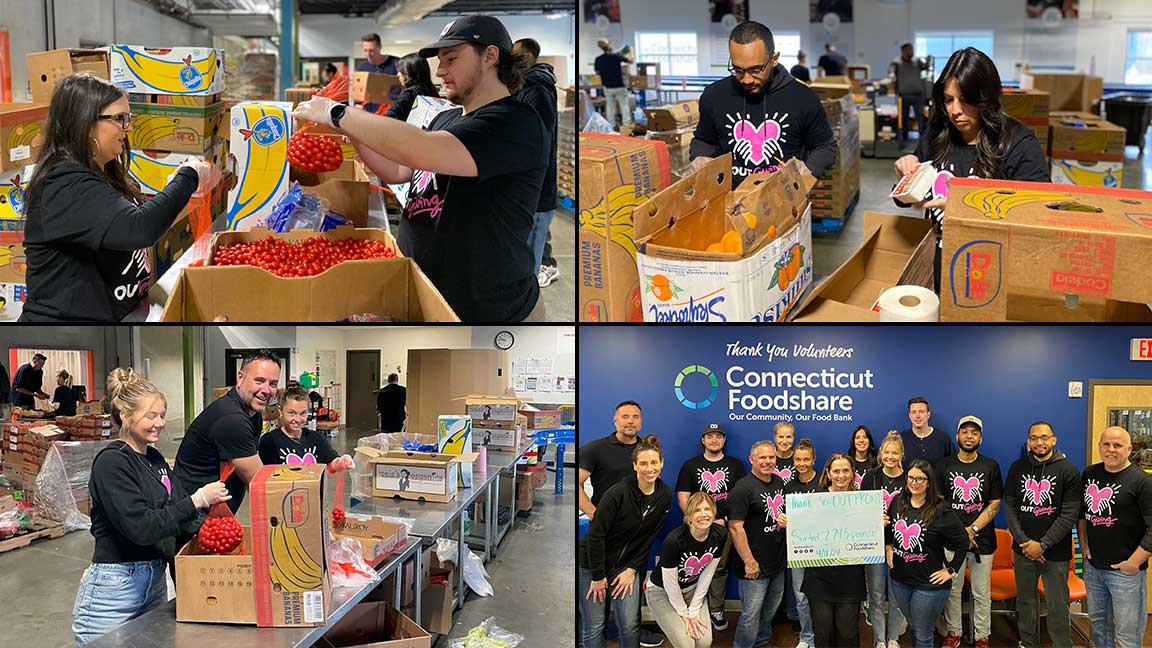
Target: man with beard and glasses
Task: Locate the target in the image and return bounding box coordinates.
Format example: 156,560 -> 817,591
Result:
689,21 -> 836,188
291,16 -> 547,322
933,416 -> 1003,648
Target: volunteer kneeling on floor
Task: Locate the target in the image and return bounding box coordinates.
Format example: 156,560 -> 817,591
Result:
19,73 -> 218,322
74,368 -> 230,645
292,15 -> 548,322
258,384 -> 354,472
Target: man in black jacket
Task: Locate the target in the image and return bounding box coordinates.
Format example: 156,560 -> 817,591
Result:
513,38 -> 560,289
377,373 -> 407,433
1003,421 -> 1082,648
690,21 -> 836,188
10,353 -> 49,409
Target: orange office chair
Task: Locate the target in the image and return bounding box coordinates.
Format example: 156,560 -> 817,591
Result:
986,528 -> 1020,639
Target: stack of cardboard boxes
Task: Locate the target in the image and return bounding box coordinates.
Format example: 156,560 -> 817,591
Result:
1020,71 -> 1103,114
56,414 -> 114,441
558,107 -> 576,204
0,421 -> 112,515
811,94 -> 861,221
1048,112 -> 1126,188
643,100 -> 700,179
578,134 -> 674,321
1001,88 -> 1051,154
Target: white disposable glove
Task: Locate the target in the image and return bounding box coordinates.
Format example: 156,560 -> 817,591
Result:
292,96 -> 340,128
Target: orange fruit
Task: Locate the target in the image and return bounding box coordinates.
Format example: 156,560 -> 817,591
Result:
650,274 -> 673,301
743,212 -> 758,229
767,224 -> 778,240
706,242 -> 723,253
721,230 -> 742,254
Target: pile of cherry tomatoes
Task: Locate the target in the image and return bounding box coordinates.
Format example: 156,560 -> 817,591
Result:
198,515 -> 243,554
212,236 -> 396,277
287,130 -> 344,173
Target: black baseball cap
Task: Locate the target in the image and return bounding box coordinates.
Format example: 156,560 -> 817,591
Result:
702,423 -> 725,436
419,16 -> 513,58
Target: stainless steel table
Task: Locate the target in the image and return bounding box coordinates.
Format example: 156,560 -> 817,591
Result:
86,537 -> 422,648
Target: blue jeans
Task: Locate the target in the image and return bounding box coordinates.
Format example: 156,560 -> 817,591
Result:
579,565 -> 641,648
888,579 -> 950,648
791,567 -> 814,645
866,561 -> 906,643
1084,561 -> 1148,648
734,570 -> 786,648
73,560 -> 167,645
900,93 -> 927,140
528,209 -> 556,272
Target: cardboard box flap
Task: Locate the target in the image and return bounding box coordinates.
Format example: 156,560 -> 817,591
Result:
454,394 -> 523,405
355,446 -> 387,459
634,154 -> 731,245
946,177 -> 1152,231
727,159 -> 817,247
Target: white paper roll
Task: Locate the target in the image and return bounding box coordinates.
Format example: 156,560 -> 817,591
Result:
877,285 -> 939,322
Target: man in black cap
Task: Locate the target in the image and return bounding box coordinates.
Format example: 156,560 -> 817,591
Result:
674,423 -> 747,631
292,15 -> 548,322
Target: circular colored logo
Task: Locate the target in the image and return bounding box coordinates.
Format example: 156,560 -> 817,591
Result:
675,365 -> 718,409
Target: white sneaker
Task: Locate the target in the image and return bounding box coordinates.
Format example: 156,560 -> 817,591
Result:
538,265 -> 560,287
796,643 -> 811,648
887,641 -> 900,648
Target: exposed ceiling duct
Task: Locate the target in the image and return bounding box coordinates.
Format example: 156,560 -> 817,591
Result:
373,0 -> 455,27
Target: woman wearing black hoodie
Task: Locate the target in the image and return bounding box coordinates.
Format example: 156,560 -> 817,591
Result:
892,48 -> 1050,293
579,435 -> 673,648
20,73 -> 216,322
73,368 -> 230,645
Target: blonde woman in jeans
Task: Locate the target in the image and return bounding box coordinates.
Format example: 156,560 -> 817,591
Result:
73,369 -> 230,645
645,492 -> 727,648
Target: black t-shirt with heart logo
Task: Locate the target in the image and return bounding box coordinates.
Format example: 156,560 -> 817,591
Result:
727,472 -> 788,578
674,454 -> 747,519
1080,462 -> 1152,571
399,96 -> 547,321
935,454 -> 1004,555
650,524 -> 728,589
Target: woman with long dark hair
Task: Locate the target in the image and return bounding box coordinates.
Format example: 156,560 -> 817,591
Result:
848,424 -> 878,487
892,47 -> 1049,292
884,460 -> 970,648
20,73 -> 216,322
384,53 -> 442,123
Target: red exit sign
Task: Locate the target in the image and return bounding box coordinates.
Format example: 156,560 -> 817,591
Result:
1133,339 -> 1152,361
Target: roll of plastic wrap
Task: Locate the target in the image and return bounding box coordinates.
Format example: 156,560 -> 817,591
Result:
877,285 -> 939,322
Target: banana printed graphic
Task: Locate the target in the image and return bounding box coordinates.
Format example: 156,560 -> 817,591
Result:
579,184 -> 646,258
1051,159 -> 1120,188
128,152 -> 188,194
269,523 -> 322,591
6,122 -> 43,151
226,105 -> 290,231
112,46 -> 219,94
960,187 -> 1074,220
439,420 -> 470,454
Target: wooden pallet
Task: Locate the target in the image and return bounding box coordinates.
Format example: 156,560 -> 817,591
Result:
0,522 -> 66,554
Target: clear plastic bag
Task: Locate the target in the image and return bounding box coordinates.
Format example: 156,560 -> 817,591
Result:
582,112 -> 615,134
266,182 -> 331,233
35,439 -> 116,531
328,536 -> 378,588
448,617 -> 526,648
435,538 -> 493,597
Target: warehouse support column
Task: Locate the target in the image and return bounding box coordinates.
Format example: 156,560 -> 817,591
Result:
280,0 -> 296,101
183,327 -> 195,424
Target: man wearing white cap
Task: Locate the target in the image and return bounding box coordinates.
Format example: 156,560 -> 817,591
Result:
292,15 -> 548,322
933,416 -> 1003,648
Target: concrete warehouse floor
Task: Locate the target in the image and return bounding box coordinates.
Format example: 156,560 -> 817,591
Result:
809,136 -> 1152,282
0,421 -> 575,647
545,207 -> 576,323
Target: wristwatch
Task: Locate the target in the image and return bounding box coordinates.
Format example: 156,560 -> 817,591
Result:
971,524 -> 980,533
947,567 -> 957,576
330,102 -> 348,129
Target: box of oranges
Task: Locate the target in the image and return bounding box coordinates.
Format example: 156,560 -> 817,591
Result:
633,155 -> 815,322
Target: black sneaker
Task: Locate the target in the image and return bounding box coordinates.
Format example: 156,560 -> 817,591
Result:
710,610 -> 728,631
639,628 -> 664,646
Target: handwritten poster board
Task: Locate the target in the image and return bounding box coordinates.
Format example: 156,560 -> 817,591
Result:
786,490 -> 884,567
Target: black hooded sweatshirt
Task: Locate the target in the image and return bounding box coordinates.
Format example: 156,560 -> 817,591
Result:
1003,448 -> 1082,561
89,440 -> 204,564
690,65 -> 837,188
579,474 -> 673,580
21,163 -> 197,322
515,62 -> 559,213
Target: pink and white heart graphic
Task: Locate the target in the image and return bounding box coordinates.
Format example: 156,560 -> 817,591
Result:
683,552 -> 715,578
732,118 -> 783,166
894,519 -> 923,551
882,488 -> 899,512
699,469 -> 727,493
854,471 -> 865,487
286,451 -> 318,465
763,493 -> 785,522
1084,482 -> 1117,516
952,475 -> 981,503
1023,477 -> 1052,506
931,169 -> 955,203
161,474 -> 171,495
412,169 -> 437,194
773,466 -> 793,484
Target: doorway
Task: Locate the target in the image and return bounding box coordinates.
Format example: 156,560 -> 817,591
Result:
1087,379 -> 1152,613
346,350 -> 381,430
